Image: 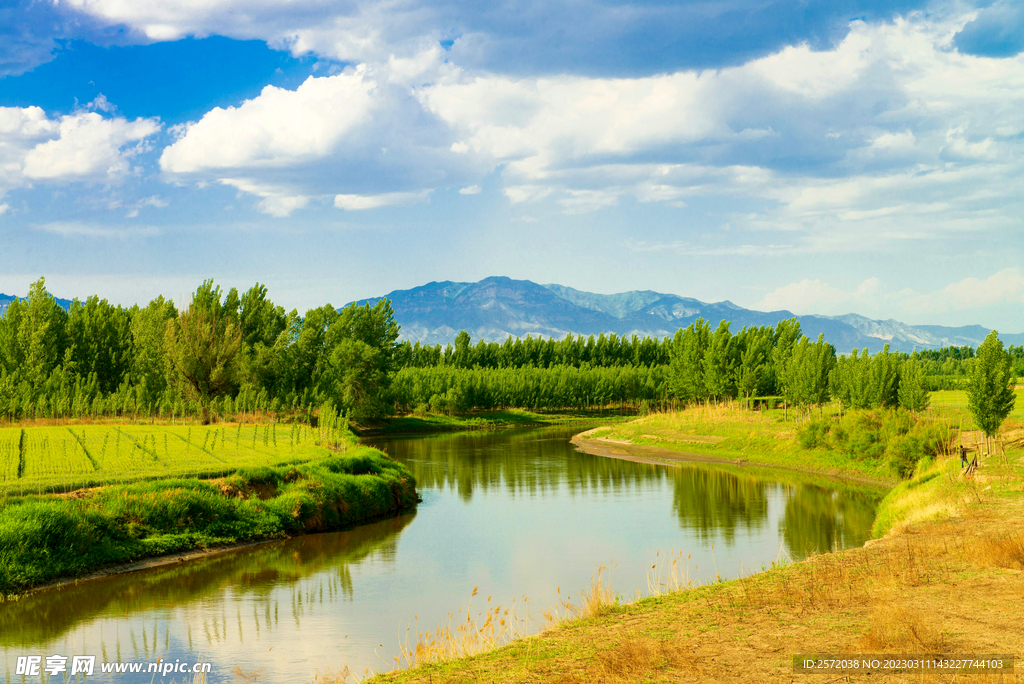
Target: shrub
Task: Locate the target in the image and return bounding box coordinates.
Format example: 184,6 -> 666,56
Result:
886,434 -> 925,479
798,419 -> 832,449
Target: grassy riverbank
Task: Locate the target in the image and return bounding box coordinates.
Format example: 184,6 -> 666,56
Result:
575,404 -> 902,485
0,444 -> 418,596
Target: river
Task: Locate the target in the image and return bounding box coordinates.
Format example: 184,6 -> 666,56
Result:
0,425 -> 880,683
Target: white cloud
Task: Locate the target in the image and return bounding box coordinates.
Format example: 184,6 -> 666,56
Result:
458,185 -> 481,195
81,8 -> 1022,240
125,195 -> 169,218
160,70 -> 376,173
754,271 -> 1024,322
0,106 -> 159,197
220,178 -> 310,217
23,112 -> 159,180
910,268 -> 1024,313
334,190 -> 429,210
33,221 -> 160,238
160,65 -> 476,216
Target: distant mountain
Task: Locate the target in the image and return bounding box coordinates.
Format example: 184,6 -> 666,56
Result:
0,293 -> 73,316
353,276 -> 1024,353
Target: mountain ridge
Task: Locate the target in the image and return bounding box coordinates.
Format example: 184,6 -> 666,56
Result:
353,276 -> 1024,352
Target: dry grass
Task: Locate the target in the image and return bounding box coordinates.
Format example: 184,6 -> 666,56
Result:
310,667 -> 353,683
396,586 -> 531,668
589,636 -> 693,683
978,533 -> 1024,570
861,603 -> 951,652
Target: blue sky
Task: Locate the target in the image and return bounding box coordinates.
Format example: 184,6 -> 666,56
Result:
1,0 -> 1022,332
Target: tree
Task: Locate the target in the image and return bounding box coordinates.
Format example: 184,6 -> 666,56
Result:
164,283 -> 242,424
897,356 -> 929,412
703,321 -> 737,402
668,318 -> 711,405
967,331 -> 1016,448
736,326 -> 773,406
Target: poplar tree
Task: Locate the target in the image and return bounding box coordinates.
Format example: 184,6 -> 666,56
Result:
897,356 -> 929,412
967,331 -> 1016,446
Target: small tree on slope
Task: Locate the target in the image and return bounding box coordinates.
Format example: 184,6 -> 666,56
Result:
967,331 -> 1016,452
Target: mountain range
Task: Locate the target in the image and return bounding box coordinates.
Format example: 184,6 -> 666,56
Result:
353,276 -> 1024,353
3,278 -> 1020,353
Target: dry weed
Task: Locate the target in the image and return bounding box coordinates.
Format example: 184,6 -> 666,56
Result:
233,666 -> 264,683
978,534 -> 1024,570
861,603 -> 950,653
593,636 -> 692,683
397,587 -> 530,668
310,666 -> 352,683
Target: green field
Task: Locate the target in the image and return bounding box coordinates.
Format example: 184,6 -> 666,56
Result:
928,388 -> 1024,421
0,422 -> 333,496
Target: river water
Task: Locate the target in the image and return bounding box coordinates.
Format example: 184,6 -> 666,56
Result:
0,425 -> 881,683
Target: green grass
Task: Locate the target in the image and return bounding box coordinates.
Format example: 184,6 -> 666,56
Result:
928,388 -> 1024,426
870,455 -> 968,537
593,403 -> 897,485
0,446 -> 418,595
0,422 -> 328,495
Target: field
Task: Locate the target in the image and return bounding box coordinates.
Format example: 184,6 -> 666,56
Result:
0,422 -> 332,496
928,387 -> 1024,422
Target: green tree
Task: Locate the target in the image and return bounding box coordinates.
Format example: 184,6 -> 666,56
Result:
703,321 -> 737,402
967,331 -> 1016,447
164,283 -> 243,424
897,356 -> 929,412
668,318 -> 711,405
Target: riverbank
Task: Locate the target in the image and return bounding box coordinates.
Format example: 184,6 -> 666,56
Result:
370,436 -> 1024,684
0,446 -> 419,596
570,428 -> 894,489
571,404 -> 903,487
355,409 -> 633,436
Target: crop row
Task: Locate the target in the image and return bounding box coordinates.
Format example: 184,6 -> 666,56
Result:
0,422 -> 335,495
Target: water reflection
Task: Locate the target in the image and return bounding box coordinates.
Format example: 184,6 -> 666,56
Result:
369,426 -> 881,556
0,512 -> 414,649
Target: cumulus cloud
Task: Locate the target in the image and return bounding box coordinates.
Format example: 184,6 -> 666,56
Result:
23,112 -> 159,180
160,64 -> 479,215
909,268 -> 1024,313
119,8 -> 1024,236
756,278 -> 881,313
755,270 -> 1024,321
0,105 -> 160,197
160,70 -> 376,173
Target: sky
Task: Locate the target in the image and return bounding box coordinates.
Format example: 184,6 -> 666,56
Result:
0,0 -> 1022,332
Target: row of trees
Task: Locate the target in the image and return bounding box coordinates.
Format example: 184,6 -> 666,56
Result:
0,278 -> 1016,434
0,278 -> 399,423
391,364 -> 667,413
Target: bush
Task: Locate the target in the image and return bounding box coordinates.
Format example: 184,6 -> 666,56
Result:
886,434 -> 926,479
798,418 -> 832,449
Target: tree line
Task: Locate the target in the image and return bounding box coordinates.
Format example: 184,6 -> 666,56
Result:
0,278 -> 1016,428
0,278 -> 399,423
